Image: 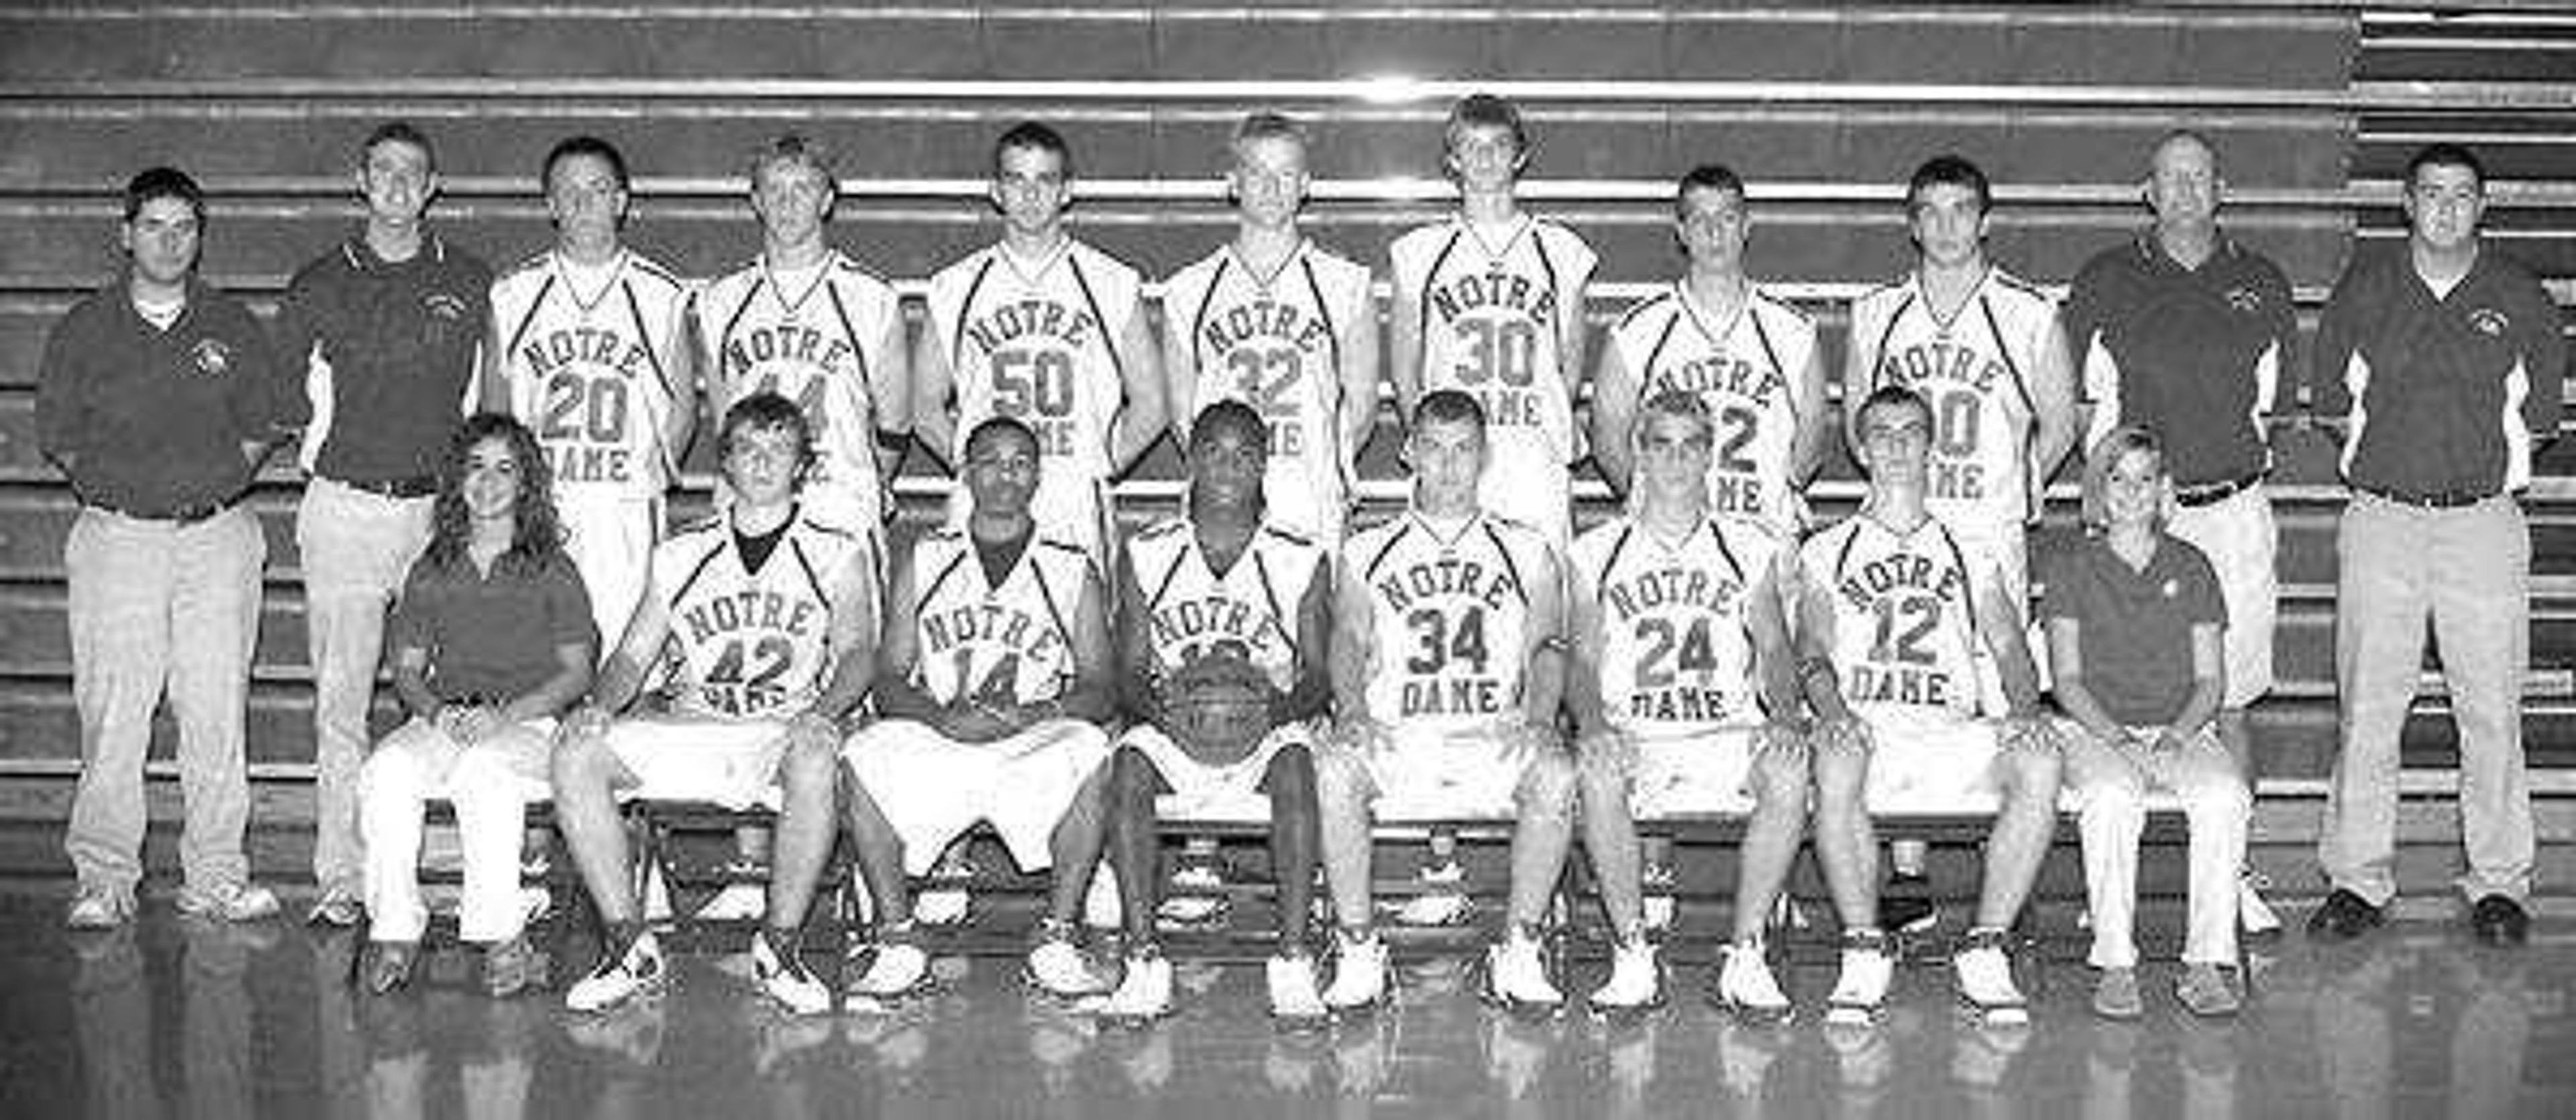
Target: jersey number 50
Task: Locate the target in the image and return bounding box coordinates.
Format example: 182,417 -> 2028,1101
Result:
994,350 -> 1077,418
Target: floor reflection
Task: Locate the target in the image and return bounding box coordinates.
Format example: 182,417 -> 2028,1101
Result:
10,894 -> 2568,1120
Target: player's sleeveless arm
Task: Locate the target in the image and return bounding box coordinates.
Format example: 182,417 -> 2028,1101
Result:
1112,545 -> 1167,728
1517,535 -> 1570,729
1332,261 -> 1385,475
1385,239 -> 1429,423
2025,304 -> 2079,496
1275,552 -> 1337,725
1562,533 -> 1616,739
1157,264 -> 1207,448
1111,286 -> 1169,474
1057,558 -> 1118,722
1786,317 -> 1831,490
1544,226 -> 1599,402
804,533 -> 883,724
1972,553 -> 2043,718
1587,330 -> 1644,498
908,296 -> 960,472
1793,534 -> 1856,724
1328,542 -> 1379,727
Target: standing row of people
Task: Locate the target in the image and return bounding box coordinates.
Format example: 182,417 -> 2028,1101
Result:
36,96 -> 2558,1027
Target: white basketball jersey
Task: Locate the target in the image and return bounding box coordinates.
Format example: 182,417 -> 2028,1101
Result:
1346,511 -> 1548,731
1847,268 -> 2053,532
694,251 -> 901,533
1801,512 -> 1985,718
491,249 -> 688,504
1126,517 -> 1324,689
1391,216 -> 1597,503
654,512 -> 866,720
1164,240 -> 1373,541
927,239 -> 1140,551
1609,282 -> 1815,530
906,526 -> 1094,707
1572,514 -> 1779,736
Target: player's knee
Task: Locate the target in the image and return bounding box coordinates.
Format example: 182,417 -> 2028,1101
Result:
1810,750 -> 1868,818
2076,775 -> 2147,824
2182,775 -> 2253,822
1516,750 -> 1578,816
1312,744 -> 1367,801
1749,752 -> 1811,820
2002,742 -> 2063,801
548,731 -> 612,791
777,736 -> 839,802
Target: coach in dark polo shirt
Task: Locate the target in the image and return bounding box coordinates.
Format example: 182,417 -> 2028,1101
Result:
2306,143 -> 2567,946
268,122 -> 494,926
2062,129 -> 2300,936
36,167 -> 281,929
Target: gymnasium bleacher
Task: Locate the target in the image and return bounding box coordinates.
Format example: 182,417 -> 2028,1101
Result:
0,2 -> 2567,919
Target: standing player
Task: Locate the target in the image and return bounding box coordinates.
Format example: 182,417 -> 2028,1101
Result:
1800,386 -> 2062,1029
1160,111 -> 1379,544
839,416 -> 1120,1007
915,121 -> 1165,563
1092,402 -> 1335,1021
1313,390 -> 1579,1014
1591,164 -> 1827,537
551,394 -> 877,1017
693,133 -> 910,539
1843,154 -> 2076,601
1389,93 -> 1596,550
482,135 -> 696,650
1568,390 -> 1807,1016
690,133 -> 910,919
2061,130 -> 2299,936
269,122 -> 494,927
1843,154 -> 2075,921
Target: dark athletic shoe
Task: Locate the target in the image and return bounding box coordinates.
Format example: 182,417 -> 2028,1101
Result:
2305,889 -> 2383,942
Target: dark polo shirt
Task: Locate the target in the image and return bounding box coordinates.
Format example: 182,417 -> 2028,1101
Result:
2310,243 -> 2566,498
390,550 -> 596,704
2041,532 -> 2225,726
2062,234 -> 2299,486
34,276 -> 277,516
271,234 -> 493,487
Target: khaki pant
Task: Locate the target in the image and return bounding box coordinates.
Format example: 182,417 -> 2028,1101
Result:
64,505 -> 266,895
297,478 -> 434,896
2323,493 -> 2534,904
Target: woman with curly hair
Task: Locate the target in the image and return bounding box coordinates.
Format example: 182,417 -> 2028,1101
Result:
356,413 -> 596,995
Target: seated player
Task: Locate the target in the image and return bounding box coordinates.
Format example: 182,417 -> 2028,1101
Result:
551,394 -> 878,1017
2046,426 -> 2249,1018
1091,401 -> 1335,1022
840,416 -> 1119,1009
1314,390 -> 1578,1014
1568,390 -> 1807,1016
357,414 -> 595,997
1800,386 -> 2061,1028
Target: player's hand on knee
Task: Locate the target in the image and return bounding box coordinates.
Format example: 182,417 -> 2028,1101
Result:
1813,715 -> 1872,758
1998,713 -> 2059,757
555,703 -> 611,746
1332,716 -> 1393,758
1754,718 -> 1809,764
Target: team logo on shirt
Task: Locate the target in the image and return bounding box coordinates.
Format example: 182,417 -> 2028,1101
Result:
2468,308 -> 2510,337
2224,286 -> 2265,314
190,339 -> 231,376
423,293 -> 470,323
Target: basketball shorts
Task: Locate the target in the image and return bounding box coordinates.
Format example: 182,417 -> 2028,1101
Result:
2166,484 -> 2277,707
1328,723 -> 1548,821
597,714 -> 794,811
1599,726 -> 1770,819
1119,721 -> 1315,824
842,717 -> 1111,875
1851,706 -> 2019,815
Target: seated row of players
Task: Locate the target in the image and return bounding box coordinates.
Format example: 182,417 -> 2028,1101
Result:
358,378 -> 2242,1033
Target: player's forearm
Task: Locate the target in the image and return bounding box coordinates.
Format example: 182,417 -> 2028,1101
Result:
1797,654 -> 1856,723
1270,667 -> 1333,726
1111,413 -> 1160,475
871,671 -> 944,724
1055,677 -> 1116,724
800,657 -> 876,726
583,653 -> 650,715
